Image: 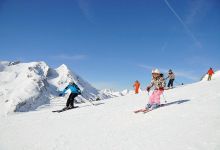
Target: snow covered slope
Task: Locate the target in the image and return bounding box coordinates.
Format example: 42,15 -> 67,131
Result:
0,70 -> 220,150
0,61 -> 112,115
201,70 -> 220,81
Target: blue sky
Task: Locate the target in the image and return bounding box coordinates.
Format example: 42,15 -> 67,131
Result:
0,0 -> 220,90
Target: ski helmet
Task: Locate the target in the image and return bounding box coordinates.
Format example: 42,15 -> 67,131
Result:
152,68 -> 160,74
69,81 -> 75,85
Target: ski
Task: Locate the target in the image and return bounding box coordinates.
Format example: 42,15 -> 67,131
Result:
134,109 -> 149,113
134,104 -> 165,114
52,106 -> 79,113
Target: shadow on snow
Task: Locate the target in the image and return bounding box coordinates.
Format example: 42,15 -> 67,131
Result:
160,99 -> 190,108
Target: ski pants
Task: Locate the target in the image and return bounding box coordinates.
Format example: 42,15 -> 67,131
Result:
208,75 -> 212,81
168,79 -> 174,88
66,93 -> 78,107
149,89 -> 164,105
135,88 -> 139,94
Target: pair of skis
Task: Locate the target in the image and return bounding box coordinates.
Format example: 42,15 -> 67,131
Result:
134,104 -> 165,114
52,106 -> 79,113
52,99 -> 97,113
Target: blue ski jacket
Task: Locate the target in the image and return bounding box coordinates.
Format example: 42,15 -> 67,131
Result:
60,84 -> 81,96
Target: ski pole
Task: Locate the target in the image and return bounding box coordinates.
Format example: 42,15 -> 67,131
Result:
174,80 -> 183,86
162,93 -> 167,103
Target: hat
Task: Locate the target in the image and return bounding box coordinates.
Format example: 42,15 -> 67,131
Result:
152,68 -> 160,74
69,81 -> 75,85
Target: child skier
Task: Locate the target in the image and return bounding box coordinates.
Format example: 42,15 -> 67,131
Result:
133,80 -> 140,94
134,69 -> 166,113
166,69 -> 175,89
59,81 -> 81,110
207,68 -> 214,81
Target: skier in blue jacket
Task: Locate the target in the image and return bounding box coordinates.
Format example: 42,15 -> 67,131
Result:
59,82 -> 81,109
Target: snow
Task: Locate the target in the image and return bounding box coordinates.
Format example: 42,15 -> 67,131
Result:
0,61 -> 50,114
0,69 -> 220,150
201,70 -> 220,81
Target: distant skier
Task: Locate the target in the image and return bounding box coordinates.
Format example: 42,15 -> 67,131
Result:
133,80 -> 140,94
207,68 -> 214,81
134,69 -> 166,113
59,81 -> 81,110
166,69 -> 175,89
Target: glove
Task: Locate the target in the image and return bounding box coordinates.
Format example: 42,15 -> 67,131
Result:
159,87 -> 164,90
146,87 -> 150,92
78,91 -> 82,95
59,93 -> 63,97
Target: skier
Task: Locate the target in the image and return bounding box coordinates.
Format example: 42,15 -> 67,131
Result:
133,80 -> 140,94
166,69 -> 175,89
134,69 -> 166,113
207,67 -> 214,81
59,81 -> 81,110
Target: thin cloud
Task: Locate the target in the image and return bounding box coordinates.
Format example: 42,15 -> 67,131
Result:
185,0 -> 205,25
92,81 -> 119,91
51,54 -> 87,61
77,0 -> 95,24
138,64 -> 154,70
138,64 -> 168,73
184,56 -> 214,69
161,42 -> 168,53
164,0 -> 202,48
174,70 -> 199,81
185,0 -> 212,25
138,64 -> 199,81
138,64 -> 169,74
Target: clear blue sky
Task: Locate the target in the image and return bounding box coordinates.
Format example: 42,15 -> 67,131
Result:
0,0 -> 220,90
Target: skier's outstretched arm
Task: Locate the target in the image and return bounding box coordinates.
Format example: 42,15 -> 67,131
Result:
59,85 -> 69,96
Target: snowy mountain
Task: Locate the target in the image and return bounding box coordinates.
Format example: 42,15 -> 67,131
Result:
0,61 -> 113,114
0,70 -> 219,150
101,89 -> 133,97
0,61 -> 50,114
47,64 -> 111,101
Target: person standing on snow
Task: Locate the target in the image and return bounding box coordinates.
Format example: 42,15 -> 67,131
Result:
133,80 -> 140,94
134,69 -> 166,113
166,69 -> 175,89
207,68 -> 214,81
59,81 -> 81,109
